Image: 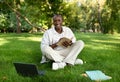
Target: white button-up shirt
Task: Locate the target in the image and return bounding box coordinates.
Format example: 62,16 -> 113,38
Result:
40,26 -> 76,63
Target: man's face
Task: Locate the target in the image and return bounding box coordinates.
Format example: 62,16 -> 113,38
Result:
53,16 -> 63,28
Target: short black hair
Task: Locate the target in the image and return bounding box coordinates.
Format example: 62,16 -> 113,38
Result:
53,14 -> 63,20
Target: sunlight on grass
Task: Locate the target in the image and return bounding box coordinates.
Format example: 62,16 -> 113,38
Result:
85,42 -> 119,52
81,33 -> 120,52
0,38 -> 9,46
106,34 -> 120,39
92,39 -> 120,44
14,37 -> 42,42
28,37 -> 42,42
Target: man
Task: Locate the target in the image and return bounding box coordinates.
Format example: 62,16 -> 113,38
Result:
40,14 -> 84,70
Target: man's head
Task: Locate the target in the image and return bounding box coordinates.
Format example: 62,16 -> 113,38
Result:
53,14 -> 63,28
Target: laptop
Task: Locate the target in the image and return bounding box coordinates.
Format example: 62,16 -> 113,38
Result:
13,62 -> 45,77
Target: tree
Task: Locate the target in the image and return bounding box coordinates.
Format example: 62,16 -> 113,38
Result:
1,0 -> 120,34
104,0 -> 120,34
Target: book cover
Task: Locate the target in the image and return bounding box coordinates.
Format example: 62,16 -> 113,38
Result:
85,70 -> 112,81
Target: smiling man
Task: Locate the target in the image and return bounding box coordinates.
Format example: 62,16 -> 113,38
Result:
40,14 -> 84,70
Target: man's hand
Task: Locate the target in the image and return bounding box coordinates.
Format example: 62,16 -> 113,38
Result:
57,37 -> 72,47
62,40 -> 72,47
50,43 -> 58,49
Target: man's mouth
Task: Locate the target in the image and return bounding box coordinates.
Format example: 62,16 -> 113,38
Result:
56,24 -> 60,27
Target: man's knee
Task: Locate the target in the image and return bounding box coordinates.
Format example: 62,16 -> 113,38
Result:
75,40 -> 84,47
41,46 -> 53,53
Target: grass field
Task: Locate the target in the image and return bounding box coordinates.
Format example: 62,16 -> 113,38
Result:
0,33 -> 120,82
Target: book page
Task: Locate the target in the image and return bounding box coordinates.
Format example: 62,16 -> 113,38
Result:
56,37 -> 72,47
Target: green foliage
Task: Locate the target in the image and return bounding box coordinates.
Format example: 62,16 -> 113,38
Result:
0,0 -> 120,33
0,13 -> 10,32
103,0 -> 120,34
64,2 -> 84,31
0,14 -> 7,27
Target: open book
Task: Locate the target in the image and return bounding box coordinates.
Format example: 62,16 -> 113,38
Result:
56,37 -> 72,47
85,70 -> 112,81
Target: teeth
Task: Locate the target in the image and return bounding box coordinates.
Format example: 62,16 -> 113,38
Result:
57,25 -> 60,26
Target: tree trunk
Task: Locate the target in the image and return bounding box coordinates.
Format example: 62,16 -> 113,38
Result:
16,12 -> 21,33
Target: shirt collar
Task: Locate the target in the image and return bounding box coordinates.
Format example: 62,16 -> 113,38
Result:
52,26 -> 64,34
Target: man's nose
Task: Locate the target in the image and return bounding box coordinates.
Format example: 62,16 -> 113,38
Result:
56,21 -> 60,24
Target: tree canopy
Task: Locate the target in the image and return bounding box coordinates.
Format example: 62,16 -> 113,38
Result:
0,0 -> 120,34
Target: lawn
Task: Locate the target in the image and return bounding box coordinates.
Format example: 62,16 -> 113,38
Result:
0,33 -> 120,82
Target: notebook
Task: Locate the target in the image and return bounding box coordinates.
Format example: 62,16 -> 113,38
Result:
85,70 -> 112,81
13,62 -> 45,77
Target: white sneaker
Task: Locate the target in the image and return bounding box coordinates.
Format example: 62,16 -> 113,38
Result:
52,62 -> 66,70
74,59 -> 83,65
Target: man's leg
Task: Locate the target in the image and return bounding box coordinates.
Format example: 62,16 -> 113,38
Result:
42,46 -> 65,62
42,46 -> 67,70
62,40 -> 84,65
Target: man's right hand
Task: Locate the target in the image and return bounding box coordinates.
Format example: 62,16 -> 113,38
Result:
50,43 -> 58,49
62,41 -> 72,47
58,37 -> 72,47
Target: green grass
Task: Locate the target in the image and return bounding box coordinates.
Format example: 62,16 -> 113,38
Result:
0,33 -> 120,82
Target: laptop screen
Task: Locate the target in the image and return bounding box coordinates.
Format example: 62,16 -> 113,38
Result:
13,62 -> 39,77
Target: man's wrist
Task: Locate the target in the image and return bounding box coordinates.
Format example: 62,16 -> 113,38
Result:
50,43 -> 58,49
53,43 -> 58,47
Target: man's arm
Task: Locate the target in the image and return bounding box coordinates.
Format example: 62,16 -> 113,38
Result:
50,43 -> 58,49
50,37 -> 71,48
